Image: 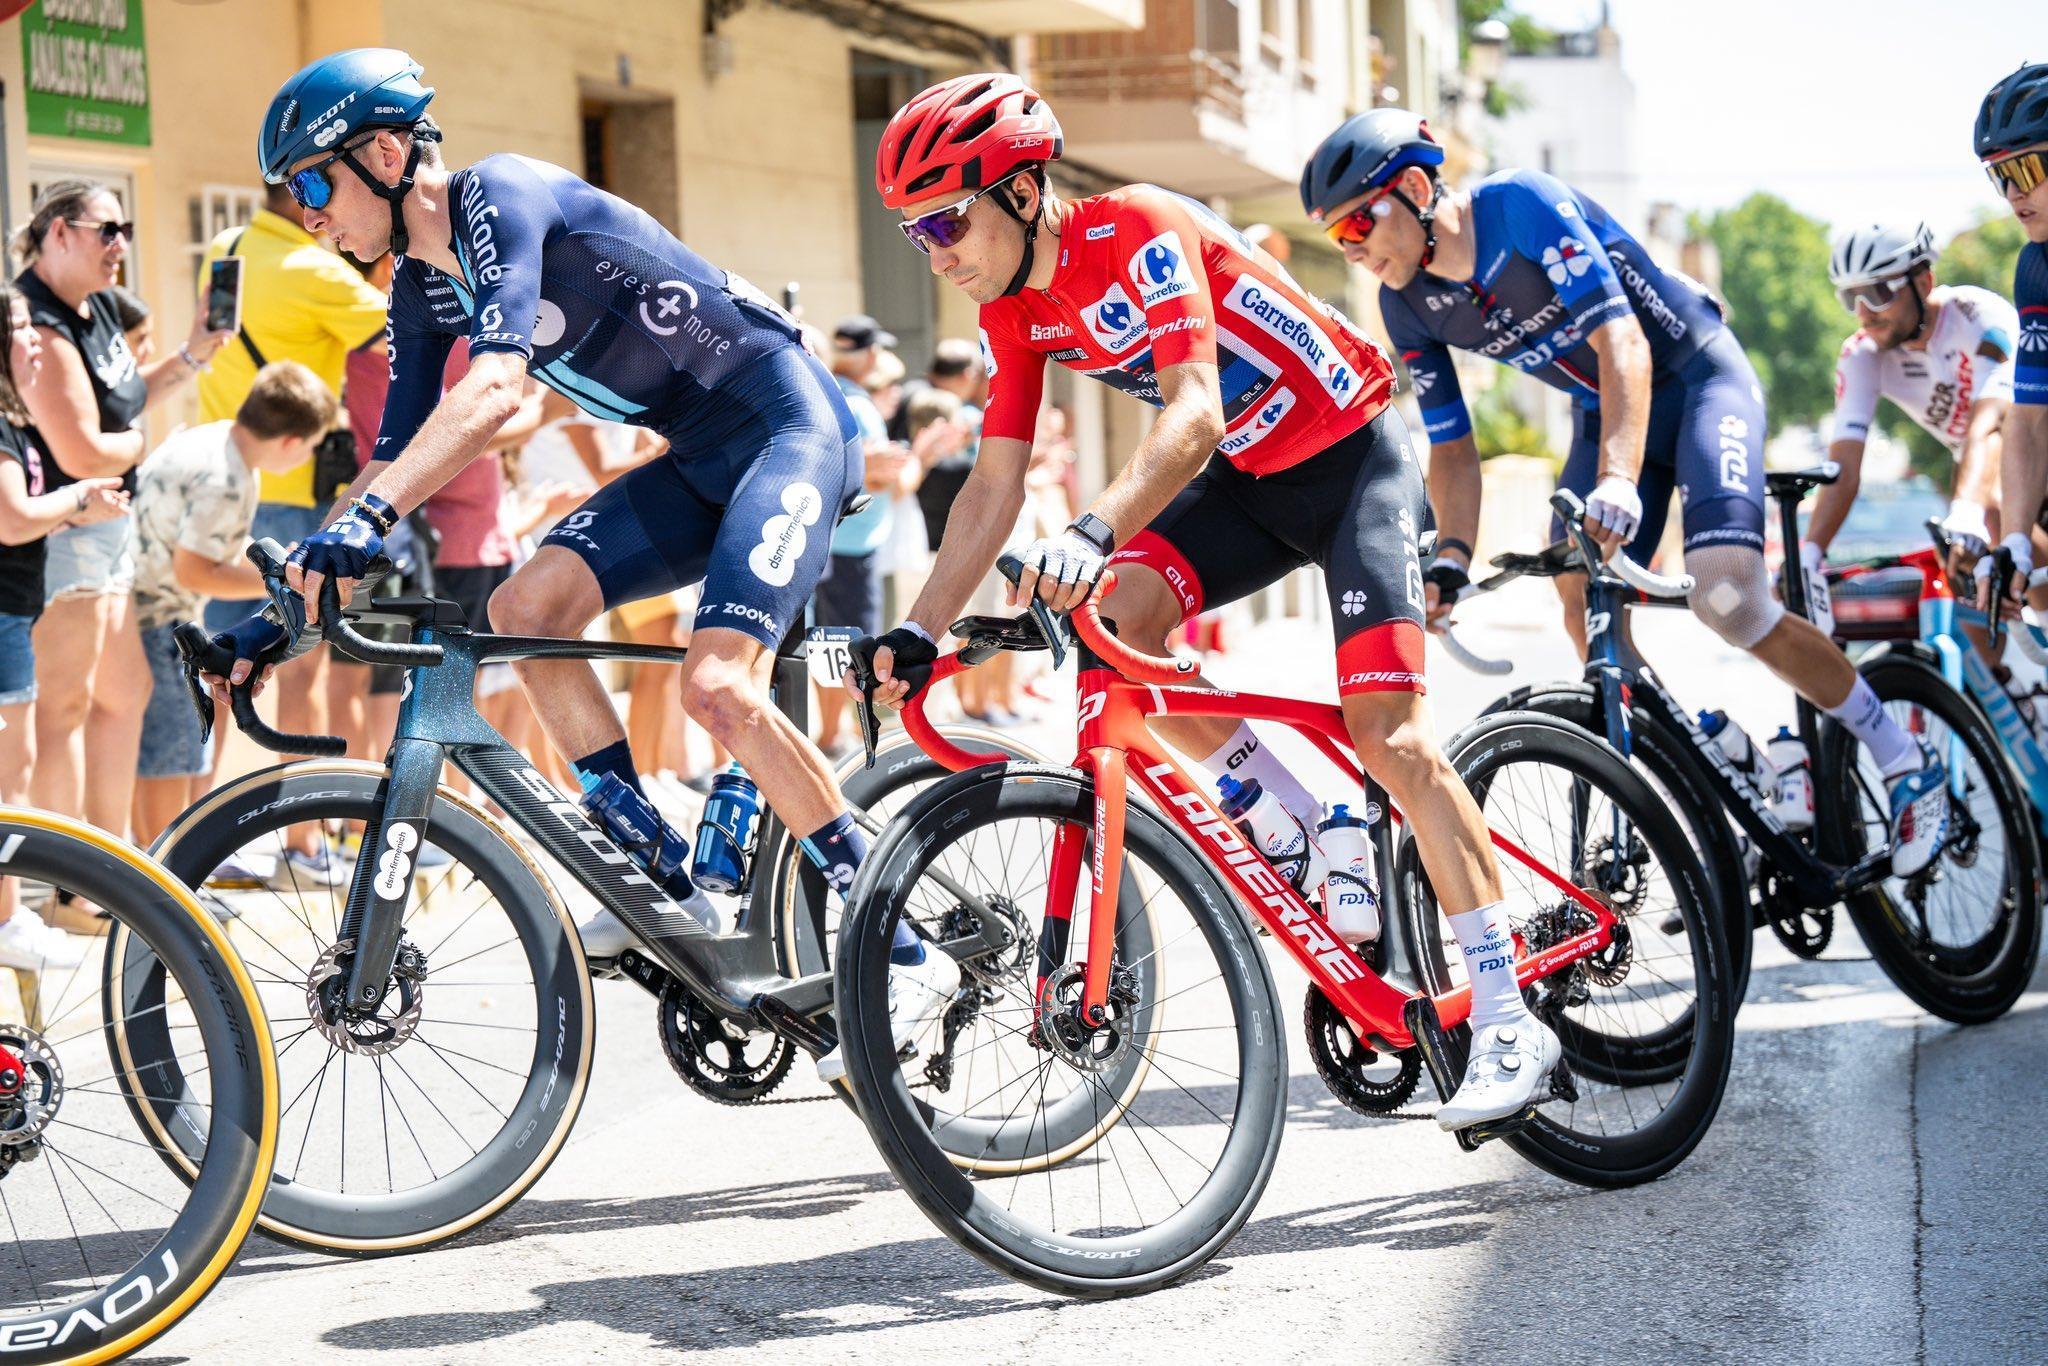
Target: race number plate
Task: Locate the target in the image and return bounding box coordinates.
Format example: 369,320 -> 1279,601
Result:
805,627 -> 859,687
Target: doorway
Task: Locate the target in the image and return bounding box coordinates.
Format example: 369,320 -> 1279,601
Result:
852,53 -> 934,373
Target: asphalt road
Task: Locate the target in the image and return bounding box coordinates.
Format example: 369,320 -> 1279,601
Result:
142,582 -> 2046,1364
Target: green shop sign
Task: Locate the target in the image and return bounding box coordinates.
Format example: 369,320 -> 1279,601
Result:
20,0 -> 150,146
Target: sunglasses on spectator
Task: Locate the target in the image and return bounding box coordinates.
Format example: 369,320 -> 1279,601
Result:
1985,149 -> 2047,196
1321,186 -> 1398,247
1837,276 -> 1910,315
65,219 -> 134,245
899,183 -> 1005,253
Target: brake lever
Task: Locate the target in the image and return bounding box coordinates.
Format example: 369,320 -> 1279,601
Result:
994,552 -> 1070,670
173,622 -> 233,747
845,641 -> 884,772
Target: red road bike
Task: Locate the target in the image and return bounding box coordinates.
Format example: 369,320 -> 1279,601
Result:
837,570 -> 1735,1296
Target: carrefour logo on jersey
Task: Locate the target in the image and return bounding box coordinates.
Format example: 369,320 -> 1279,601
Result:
1083,284 -> 1148,353
1129,231 -> 1197,308
1222,276 -> 1359,406
1219,386 -> 1296,457
978,327 -> 998,377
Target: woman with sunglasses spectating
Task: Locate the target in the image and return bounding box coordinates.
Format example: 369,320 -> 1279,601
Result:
11,180 -> 233,870
850,73 -> 1568,1130
211,49 -> 962,1082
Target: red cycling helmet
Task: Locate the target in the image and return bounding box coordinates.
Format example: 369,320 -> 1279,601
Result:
876,73 -> 1063,209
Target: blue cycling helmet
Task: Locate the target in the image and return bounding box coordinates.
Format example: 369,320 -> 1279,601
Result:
1299,109 -> 1444,223
259,49 -> 434,183
1976,61 -> 2048,161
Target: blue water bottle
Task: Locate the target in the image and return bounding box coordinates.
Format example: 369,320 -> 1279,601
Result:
578,772 -> 696,901
692,764 -> 761,894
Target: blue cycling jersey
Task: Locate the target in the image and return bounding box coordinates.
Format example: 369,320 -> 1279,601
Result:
1379,168 -> 1727,443
2017,241 -> 2048,407
377,153 -> 821,458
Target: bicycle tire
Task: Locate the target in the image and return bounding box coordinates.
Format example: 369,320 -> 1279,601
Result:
110,763 -> 594,1257
1480,681 -> 1755,1009
837,763 -> 1286,1297
1818,653 -> 2043,1024
1406,712 -> 1733,1188
0,808 -> 276,1365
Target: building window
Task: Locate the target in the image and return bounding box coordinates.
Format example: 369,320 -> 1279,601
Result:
1297,0 -> 1316,81
187,185 -> 260,272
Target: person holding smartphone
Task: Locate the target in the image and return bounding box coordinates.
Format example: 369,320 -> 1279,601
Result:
12,180 -> 231,851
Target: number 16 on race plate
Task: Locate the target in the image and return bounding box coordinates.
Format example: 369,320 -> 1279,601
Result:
805,627 -> 859,686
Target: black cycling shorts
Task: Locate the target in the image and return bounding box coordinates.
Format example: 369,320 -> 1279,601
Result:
1106,406 -> 1428,696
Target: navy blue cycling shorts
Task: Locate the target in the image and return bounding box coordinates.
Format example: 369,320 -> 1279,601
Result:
539,349 -> 862,649
1554,329 -> 1768,557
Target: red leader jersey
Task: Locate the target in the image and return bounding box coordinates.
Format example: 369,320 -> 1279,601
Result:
977,184 -> 1394,475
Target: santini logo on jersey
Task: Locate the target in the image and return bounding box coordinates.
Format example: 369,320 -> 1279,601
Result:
1083,284 -> 1148,353
1129,231 -> 1197,308
1222,276 -> 1359,406
1218,387 -> 1297,458
1029,322 -> 1074,341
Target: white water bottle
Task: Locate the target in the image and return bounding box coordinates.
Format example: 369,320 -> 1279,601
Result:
1217,775 -> 1327,894
1698,709 -> 1776,794
1314,803 -> 1381,944
1767,726 -> 1813,831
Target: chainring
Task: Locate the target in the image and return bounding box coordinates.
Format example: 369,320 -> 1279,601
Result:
657,978 -> 793,1105
1303,987 -> 1420,1115
1762,869 -> 1832,959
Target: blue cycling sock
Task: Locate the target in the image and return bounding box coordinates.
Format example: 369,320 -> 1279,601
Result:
799,813 -> 925,965
572,739 -> 642,797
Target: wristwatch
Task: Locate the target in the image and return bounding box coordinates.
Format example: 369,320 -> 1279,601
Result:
1068,512 -> 1116,555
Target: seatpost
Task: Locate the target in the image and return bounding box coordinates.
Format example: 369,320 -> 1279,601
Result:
1777,487 -> 1810,620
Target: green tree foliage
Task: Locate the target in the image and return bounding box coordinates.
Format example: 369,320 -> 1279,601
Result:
1698,194 -> 1842,434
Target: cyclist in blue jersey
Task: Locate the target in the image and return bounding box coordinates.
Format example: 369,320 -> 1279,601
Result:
1302,110 -> 1951,877
1974,61 -> 2048,611
210,49 -> 960,1066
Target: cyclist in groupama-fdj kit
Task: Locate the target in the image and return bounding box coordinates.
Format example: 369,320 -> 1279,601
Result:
1974,61 -> 2048,613
851,73 -> 1562,1130
213,48 -> 957,1080
1302,109 -> 1952,879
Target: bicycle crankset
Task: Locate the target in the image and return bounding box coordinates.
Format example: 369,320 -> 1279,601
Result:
1762,868 -> 1832,959
657,978 -> 794,1105
308,938 -> 429,1055
1303,987 -> 1420,1115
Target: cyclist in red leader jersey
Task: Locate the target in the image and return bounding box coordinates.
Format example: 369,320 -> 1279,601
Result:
852,74 -> 1564,1131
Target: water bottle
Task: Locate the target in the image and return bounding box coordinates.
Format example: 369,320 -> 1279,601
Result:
1314,803 -> 1382,944
1766,726 -> 1814,831
1217,775 -> 1327,895
691,764 -> 761,894
1697,709 -> 1776,794
579,772 -> 697,902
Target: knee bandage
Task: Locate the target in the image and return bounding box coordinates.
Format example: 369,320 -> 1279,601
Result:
1684,544 -> 1783,649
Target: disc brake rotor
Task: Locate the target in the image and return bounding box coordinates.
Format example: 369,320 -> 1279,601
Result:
1033,961 -> 1141,1073
0,1027 -> 62,1152
657,977 -> 793,1105
307,938 -> 428,1055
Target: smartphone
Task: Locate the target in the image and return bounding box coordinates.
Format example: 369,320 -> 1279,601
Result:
205,256 -> 242,334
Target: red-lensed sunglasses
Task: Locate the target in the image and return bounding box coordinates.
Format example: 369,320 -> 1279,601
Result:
1322,185 -> 1399,247
898,183 -> 1005,253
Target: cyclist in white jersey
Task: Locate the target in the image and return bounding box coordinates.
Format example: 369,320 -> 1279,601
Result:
1808,223 -> 2018,598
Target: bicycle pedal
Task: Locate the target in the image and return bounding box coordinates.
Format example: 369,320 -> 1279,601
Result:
1455,1106 -> 1538,1151
1549,1058 -> 1579,1104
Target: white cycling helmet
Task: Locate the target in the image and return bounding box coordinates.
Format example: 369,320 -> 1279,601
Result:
1828,221 -> 1937,288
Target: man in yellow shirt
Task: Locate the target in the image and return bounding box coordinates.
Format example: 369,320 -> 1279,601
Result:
197,185 -> 385,878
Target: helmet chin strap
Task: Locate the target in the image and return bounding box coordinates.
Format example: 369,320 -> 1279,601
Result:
1389,176 -> 1445,272
995,170 -> 1049,298
340,126 -> 442,258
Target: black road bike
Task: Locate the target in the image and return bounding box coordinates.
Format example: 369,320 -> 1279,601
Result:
100,543 -> 1093,1258
1445,480 -> 2040,1026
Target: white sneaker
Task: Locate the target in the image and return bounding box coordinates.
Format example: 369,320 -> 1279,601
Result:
266,847 -> 350,891
576,889 -> 728,962
1436,1017 -> 1562,1132
1886,738 -> 1950,878
817,947 -> 962,1085
0,910 -> 90,971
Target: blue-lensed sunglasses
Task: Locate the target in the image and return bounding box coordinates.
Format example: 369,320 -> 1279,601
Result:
286,136 -> 372,211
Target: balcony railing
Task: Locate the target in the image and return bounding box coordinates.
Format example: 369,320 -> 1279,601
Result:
1033,49 -> 1246,121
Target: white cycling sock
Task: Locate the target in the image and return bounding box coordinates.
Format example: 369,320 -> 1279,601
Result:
1196,722 -> 1320,826
1824,675 -> 1919,778
1447,901 -> 1525,1032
